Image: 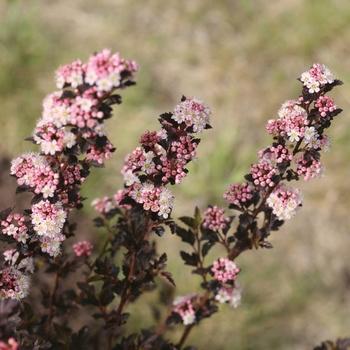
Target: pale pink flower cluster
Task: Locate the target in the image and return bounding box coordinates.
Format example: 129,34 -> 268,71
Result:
202,206 -> 229,232
3,250 -> 34,274
33,122 -> 76,155
39,49 -> 137,161
61,164 -> 84,187
111,97 -> 210,219
85,141 -> 114,165
223,183 -> 253,207
56,49 -> 138,94
266,185 -> 302,221
73,240 -> 93,257
92,196 -> 116,214
266,100 -> 309,143
173,294 -> 196,325
172,97 -> 211,133
277,99 -> 307,120
215,285 -> 242,308
0,338 -> 18,350
130,184 -> 174,219
31,200 -> 67,257
296,157 -> 323,181
42,92 -> 72,127
55,59 -> 85,89
10,153 -> 59,198
300,63 -> 335,93
315,95 -> 337,117
211,258 -> 240,283
1,213 -> 29,243
258,145 -> 293,165
0,50 -> 138,300
0,267 -> 30,300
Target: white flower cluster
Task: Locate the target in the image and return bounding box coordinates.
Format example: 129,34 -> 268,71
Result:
172,97 -> 211,133
266,185 -> 302,221
278,100 -> 307,120
300,63 -> 335,94
215,286 -> 242,308
130,183 -> 175,219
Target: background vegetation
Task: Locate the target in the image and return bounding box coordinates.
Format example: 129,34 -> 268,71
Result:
1,0 -> 350,348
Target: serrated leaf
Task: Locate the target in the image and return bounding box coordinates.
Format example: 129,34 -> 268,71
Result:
179,216 -> 197,229
180,251 -> 199,267
175,225 -> 195,245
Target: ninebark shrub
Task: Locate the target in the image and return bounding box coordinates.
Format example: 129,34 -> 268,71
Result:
0,51 -> 345,350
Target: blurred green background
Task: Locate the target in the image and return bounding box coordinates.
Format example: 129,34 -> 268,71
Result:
1,0 -> 350,348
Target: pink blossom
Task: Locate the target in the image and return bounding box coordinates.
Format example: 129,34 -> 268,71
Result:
250,161 -> 277,188
85,141 -> 115,165
258,144 -> 293,165
10,153 -> 59,198
91,196 -> 115,214
173,294 -> 197,325
215,286 -> 242,308
85,49 -> 138,93
130,183 -> 174,219
1,213 -> 29,243
33,122 -> 76,155
139,130 -> 161,148
224,183 -> 253,207
300,63 -> 335,93
202,206 -> 229,232
172,97 -> 211,133
315,95 -> 337,117
266,100 -> 308,142
0,338 -> 19,350
266,184 -> 302,221
211,258 -> 240,283
296,157 -> 323,181
0,267 -> 30,300
55,59 -> 85,89
31,200 -> 67,242
73,240 -> 93,257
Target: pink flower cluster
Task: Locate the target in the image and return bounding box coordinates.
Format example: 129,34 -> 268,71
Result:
202,206 -> 229,232
130,184 -> 174,219
56,49 -> 138,94
315,95 -> 337,117
172,97 -> 211,133
0,267 -> 30,300
73,240 -> 93,257
173,294 -> 197,325
266,100 -> 309,143
223,183 -> 253,208
211,258 -> 240,284
30,200 -> 67,257
0,338 -> 18,350
296,157 -> 323,181
36,49 -> 137,166
0,50 -> 137,290
10,153 -> 59,198
300,63 -> 335,93
108,96 -> 211,219
33,122 -> 76,155
266,184 -> 302,221
92,196 -> 116,214
250,161 -> 277,188
1,213 -> 29,243
258,145 -> 293,165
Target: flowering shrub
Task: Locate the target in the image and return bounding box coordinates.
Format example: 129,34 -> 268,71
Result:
0,53 -> 346,349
